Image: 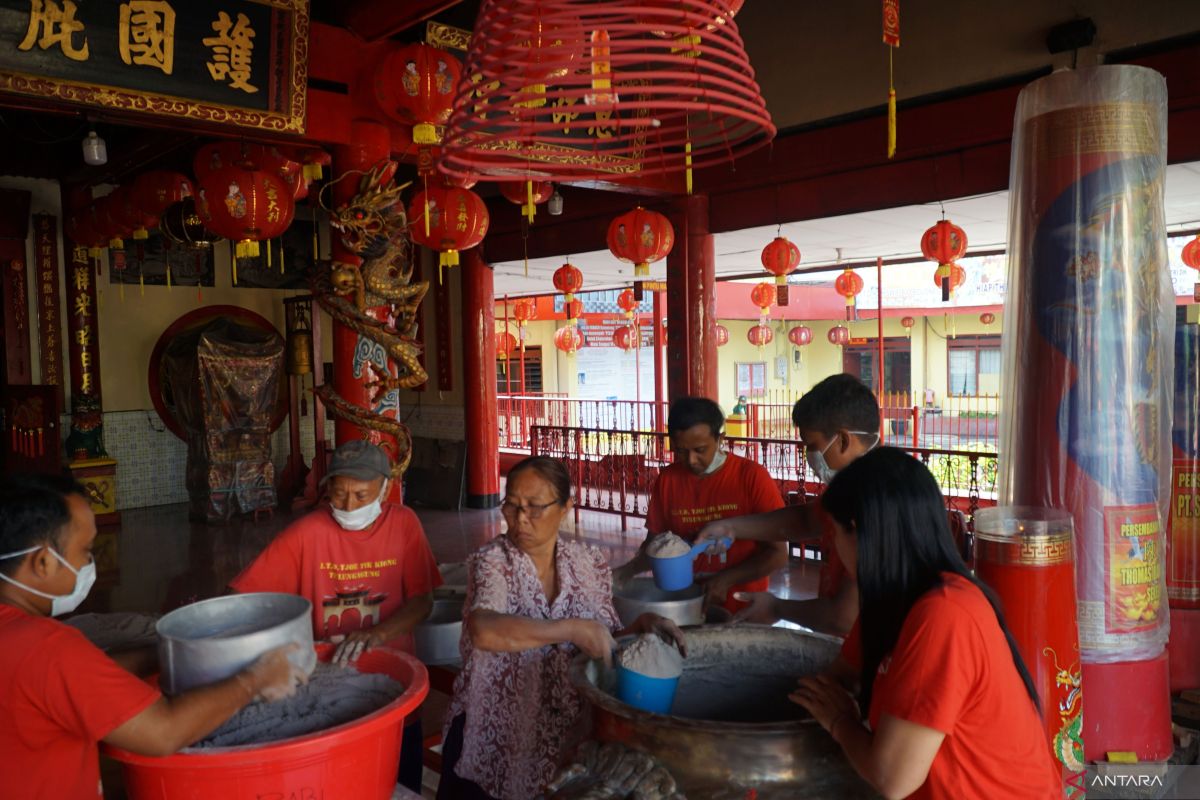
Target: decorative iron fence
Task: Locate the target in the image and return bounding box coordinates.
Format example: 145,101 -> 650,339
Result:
529,424 -> 997,529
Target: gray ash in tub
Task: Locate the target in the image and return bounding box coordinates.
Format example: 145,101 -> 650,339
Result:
189,663 -> 404,748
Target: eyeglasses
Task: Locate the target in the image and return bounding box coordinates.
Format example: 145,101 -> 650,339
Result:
500,499 -> 560,520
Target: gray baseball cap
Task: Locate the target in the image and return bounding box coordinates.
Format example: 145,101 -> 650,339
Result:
320,440 -> 391,485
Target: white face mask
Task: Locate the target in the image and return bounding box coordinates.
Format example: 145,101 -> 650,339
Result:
0,546 -> 97,616
807,431 -> 879,483
331,480 -> 388,531
703,449 -> 728,475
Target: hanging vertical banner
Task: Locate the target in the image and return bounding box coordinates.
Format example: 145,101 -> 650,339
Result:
66,244 -> 101,402
2,249 -> 29,383
882,0 -> 900,46
435,267 -> 453,391
33,214 -> 63,408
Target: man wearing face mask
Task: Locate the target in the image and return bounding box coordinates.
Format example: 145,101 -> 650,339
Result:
230,439 -> 441,793
694,374 -> 880,636
0,474 -> 304,799
613,396 -> 787,613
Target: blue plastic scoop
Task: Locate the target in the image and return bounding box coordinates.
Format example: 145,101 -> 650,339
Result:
649,537 -> 732,591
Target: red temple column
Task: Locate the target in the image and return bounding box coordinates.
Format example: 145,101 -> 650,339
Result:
666,194 -> 718,403
462,247 -> 500,508
652,288 -> 666,431
330,121 -> 393,450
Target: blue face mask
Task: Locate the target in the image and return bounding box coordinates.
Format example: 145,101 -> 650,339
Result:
807,431 -> 879,483
0,546 -> 97,616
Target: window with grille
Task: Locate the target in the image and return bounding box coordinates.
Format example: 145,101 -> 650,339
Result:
735,362 -> 767,397
497,346 -> 543,393
947,336 -> 1002,396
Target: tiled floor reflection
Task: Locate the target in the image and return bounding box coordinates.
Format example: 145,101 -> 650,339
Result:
82,502 -> 819,618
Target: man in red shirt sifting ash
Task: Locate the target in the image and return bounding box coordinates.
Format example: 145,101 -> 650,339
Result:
231,438 -> 441,793
613,396 -> 788,614
0,474 -> 303,800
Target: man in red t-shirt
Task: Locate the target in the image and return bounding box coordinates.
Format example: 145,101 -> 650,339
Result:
0,474 -> 301,800
231,439 -> 442,793
613,397 -> 787,612
695,374 -> 881,635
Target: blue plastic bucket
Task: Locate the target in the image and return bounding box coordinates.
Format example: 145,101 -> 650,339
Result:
648,537 -> 731,592
616,666 -> 680,714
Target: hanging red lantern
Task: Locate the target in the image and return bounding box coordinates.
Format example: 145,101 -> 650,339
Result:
750,281 -> 776,320
613,325 -> 636,351
980,312 -> 996,326
497,330 -> 518,358
564,299 -> 583,321
375,43 -> 461,147
1182,234 -> 1200,303
132,171 -> 193,220
761,236 -> 801,305
715,323 -> 730,347
607,207 -> 674,300
901,315 -> 915,338
407,183 -> 489,280
512,298 -> 538,346
834,268 -> 864,321
929,262 -> 967,294
788,325 -> 813,348
921,218 -> 969,302
828,325 -> 850,346
553,262 -> 584,317
617,287 -> 639,319
747,323 -> 774,348
500,180 -> 554,224
554,324 -> 585,354
283,146 -> 332,181
196,166 -> 295,258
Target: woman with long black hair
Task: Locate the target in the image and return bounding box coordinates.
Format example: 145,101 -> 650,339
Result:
790,448 -> 1061,799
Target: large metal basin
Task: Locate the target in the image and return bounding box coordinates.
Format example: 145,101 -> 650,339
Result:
414,596 -> 463,665
612,577 -> 705,628
156,593 -> 316,695
570,625 -> 876,799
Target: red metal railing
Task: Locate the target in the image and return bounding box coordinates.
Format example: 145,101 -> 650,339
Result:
499,394 -> 669,448
529,424 -> 997,529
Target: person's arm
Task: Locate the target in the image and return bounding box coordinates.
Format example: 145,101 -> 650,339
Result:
696,504 -> 822,545
831,713 -> 945,799
108,645 -> 158,678
468,610 -> 616,666
701,540 -> 788,607
103,644 -> 304,757
789,674 -> 944,800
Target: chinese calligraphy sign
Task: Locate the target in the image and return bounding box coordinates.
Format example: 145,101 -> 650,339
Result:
33,213 -> 64,408
0,0 -> 307,132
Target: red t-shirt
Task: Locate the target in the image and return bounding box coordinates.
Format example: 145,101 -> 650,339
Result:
840,575 -> 1061,800
0,605 -> 161,799
646,453 -> 785,609
231,503 -> 443,653
816,505 -> 849,600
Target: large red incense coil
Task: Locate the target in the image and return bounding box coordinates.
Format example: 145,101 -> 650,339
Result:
438,0 -> 775,186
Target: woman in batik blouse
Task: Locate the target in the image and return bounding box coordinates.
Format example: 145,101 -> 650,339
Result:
438,456 -> 684,800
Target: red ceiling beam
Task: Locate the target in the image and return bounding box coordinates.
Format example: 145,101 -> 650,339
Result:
339,0 -> 464,42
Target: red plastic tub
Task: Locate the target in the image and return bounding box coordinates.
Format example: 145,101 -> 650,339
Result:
104,644 -> 429,800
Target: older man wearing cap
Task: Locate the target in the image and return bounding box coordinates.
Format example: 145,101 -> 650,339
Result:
231,439 -> 441,792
